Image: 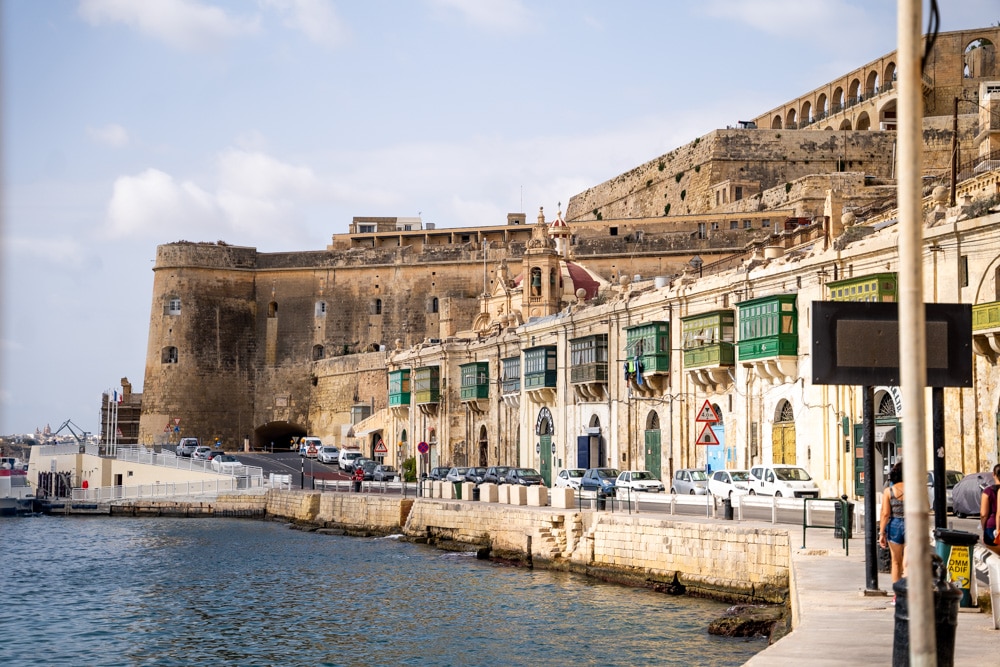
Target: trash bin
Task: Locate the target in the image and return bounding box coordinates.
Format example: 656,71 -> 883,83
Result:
892,554 -> 961,667
934,527 -> 980,607
453,482 -> 462,500
834,498 -> 854,538
472,485 -> 480,501
722,497 -> 734,520
596,494 -> 606,511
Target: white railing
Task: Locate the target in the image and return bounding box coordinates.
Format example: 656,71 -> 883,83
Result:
70,475 -> 266,502
114,447 -> 263,481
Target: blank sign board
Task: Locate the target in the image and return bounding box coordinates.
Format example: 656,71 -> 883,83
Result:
812,301 -> 972,387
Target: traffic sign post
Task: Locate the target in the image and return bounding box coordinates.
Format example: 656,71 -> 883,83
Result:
696,400 -> 720,423
696,423 -> 721,446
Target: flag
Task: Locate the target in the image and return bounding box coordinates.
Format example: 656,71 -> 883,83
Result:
116,390 -> 123,404
112,390 -> 118,404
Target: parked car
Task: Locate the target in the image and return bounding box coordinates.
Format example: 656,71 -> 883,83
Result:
446,467 -> 469,483
426,466 -> 451,482
748,464 -> 819,498
926,469 -> 964,514
211,454 -> 243,474
554,468 -> 585,489
615,470 -> 665,495
207,450 -> 226,460
191,446 -> 213,461
338,449 -> 363,472
483,466 -> 511,485
671,468 -> 709,495
359,459 -> 379,481
952,471 -> 994,517
317,446 -> 340,464
580,468 -> 619,497
373,464 -> 398,482
464,467 -> 488,484
709,469 -> 752,499
503,468 -> 544,486
352,458 -> 375,474
176,438 -> 200,457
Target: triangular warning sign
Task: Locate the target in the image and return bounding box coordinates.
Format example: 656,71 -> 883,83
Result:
696,400 -> 720,423
696,423 -> 721,446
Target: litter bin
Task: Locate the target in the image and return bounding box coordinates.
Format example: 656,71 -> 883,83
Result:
934,527 -> 980,607
597,494 -> 607,511
892,554 -> 961,667
834,497 -> 854,538
472,485 -> 480,501
453,482 -> 462,500
722,497 -> 734,520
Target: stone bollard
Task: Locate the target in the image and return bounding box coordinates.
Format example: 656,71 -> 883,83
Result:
550,487 -> 574,509
509,485 -> 527,506
479,483 -> 499,503
527,485 -> 548,507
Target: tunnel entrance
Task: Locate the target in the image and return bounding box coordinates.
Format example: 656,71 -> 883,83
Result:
254,422 -> 307,452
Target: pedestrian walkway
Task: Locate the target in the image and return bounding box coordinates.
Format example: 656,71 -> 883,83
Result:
744,529 -> 998,665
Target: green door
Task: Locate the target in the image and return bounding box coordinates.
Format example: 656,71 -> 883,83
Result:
644,429 -> 661,479
539,434 -> 552,486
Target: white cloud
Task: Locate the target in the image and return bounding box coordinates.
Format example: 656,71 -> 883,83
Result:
699,0 -> 874,45
261,0 -> 349,47
216,149 -> 320,199
87,123 -> 129,148
78,0 -> 260,52
104,168 -> 225,240
427,0 -> 535,33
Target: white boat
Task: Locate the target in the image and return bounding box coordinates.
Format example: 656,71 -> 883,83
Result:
0,461 -> 36,516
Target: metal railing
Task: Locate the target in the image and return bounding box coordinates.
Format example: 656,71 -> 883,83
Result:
71,475 -> 265,502
802,496 -> 854,554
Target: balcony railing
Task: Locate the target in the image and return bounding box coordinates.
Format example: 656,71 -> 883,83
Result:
570,362 -> 608,384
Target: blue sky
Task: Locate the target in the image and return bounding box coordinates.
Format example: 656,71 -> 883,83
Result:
1,0 -> 996,437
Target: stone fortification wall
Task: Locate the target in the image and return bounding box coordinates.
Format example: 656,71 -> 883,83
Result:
565,130 -> 898,223
308,351 -> 390,446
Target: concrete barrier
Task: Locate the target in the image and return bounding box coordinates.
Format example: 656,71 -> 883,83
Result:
462,482 -> 475,500
480,483 -> 498,503
440,481 -> 454,499
550,487 -> 574,508
498,484 -> 510,504
527,485 -> 548,507
509,485 -> 527,506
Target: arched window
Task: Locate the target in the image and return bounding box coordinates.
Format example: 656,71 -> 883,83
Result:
161,347 -> 178,364
776,400 -> 794,423
833,87 -> 845,112
268,302 -> 278,318
646,411 -> 660,431
374,298 -> 382,315
785,108 -> 797,129
800,101 -> 812,125
431,297 -> 439,314
856,111 -> 871,131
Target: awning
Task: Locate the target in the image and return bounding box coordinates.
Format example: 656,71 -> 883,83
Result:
875,425 -> 896,443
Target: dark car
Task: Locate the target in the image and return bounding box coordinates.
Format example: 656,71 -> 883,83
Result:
952,471 -> 994,517
426,466 -> 451,482
503,468 -> 544,486
483,466 -> 511,485
352,457 -> 374,473
464,467 -> 488,484
580,468 -> 620,497
359,459 -> 379,481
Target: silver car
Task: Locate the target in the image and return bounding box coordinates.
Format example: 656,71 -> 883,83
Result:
671,468 -> 709,495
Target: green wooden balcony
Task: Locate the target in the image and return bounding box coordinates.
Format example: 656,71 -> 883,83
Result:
414,366 -> 440,404
460,362 -> 490,401
388,369 -> 410,407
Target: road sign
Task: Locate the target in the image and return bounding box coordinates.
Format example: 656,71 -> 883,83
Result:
417,441 -> 429,454
696,423 -> 721,446
374,439 -> 388,454
696,400 -> 720,423
174,418 -> 181,425
163,423 -> 171,433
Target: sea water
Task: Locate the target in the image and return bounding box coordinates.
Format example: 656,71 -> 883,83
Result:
0,516 -> 766,666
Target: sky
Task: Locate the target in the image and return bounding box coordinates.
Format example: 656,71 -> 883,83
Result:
1,0 -> 997,438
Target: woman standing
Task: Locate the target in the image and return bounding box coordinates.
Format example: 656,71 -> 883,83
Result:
980,463 -> 1000,556
878,462 -> 906,586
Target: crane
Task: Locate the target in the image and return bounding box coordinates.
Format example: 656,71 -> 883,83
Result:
52,420 -> 90,450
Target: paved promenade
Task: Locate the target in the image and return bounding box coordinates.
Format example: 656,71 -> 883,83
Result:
745,528 -> 999,665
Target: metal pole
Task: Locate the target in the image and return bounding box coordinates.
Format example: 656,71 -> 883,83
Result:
897,0 -> 935,663
863,386 -> 879,592
932,387 -> 946,529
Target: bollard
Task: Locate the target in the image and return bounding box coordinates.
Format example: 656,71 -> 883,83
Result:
891,554 -> 961,667
722,497 -> 734,520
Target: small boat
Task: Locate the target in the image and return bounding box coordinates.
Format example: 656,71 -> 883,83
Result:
0,461 -> 36,516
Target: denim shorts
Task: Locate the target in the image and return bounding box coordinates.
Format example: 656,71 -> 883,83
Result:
887,517 -> 905,545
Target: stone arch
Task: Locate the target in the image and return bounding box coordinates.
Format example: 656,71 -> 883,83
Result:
268,301 -> 278,317
646,411 -> 660,431
833,87 -> 845,113
255,420 -> 307,451
884,62 -> 896,88
477,424 -> 488,467
817,93 -> 828,118
865,70 -> 879,97
772,399 -> 796,465
879,99 -> 897,130
801,100 -> 812,125
965,38 -> 997,78
848,78 -> 862,104
785,108 -> 797,129
771,114 -> 783,129
839,118 -> 853,130
856,111 -> 872,131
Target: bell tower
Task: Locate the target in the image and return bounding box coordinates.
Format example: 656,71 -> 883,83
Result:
521,207 -> 563,319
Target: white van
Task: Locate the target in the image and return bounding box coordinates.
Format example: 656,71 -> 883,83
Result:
748,464 -> 820,498
338,449 -> 363,472
299,437 -> 323,458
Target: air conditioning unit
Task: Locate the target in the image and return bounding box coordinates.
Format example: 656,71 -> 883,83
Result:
427,338 -> 441,344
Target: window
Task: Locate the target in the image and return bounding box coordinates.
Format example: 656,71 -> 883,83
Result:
697,223 -> 707,239
268,302 -> 278,318
315,301 -> 327,317
313,345 -> 324,360
161,347 -> 178,364
167,297 -> 181,315
609,227 -> 618,236
730,221 -> 739,230
743,219 -> 752,229
735,186 -> 743,200
960,255 -> 969,288
359,224 -> 375,233
430,297 -> 439,313
374,299 -> 382,315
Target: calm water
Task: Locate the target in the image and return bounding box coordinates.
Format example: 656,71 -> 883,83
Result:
0,516 -> 765,666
